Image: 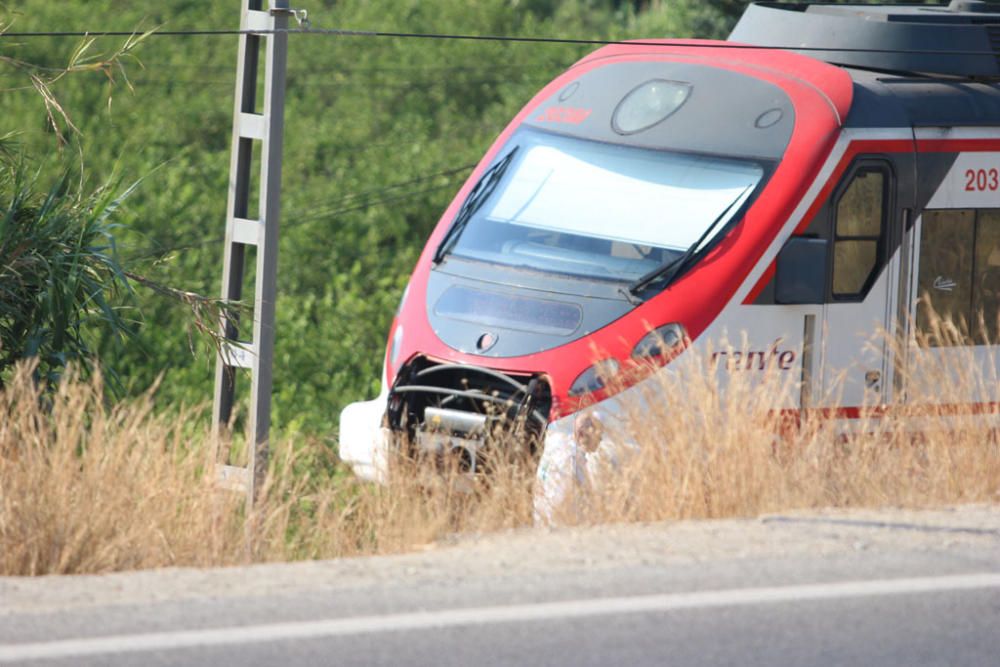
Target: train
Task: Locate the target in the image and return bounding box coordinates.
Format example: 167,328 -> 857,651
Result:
339,1 -> 1000,511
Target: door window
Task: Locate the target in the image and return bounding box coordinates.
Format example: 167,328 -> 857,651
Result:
832,168 -> 888,299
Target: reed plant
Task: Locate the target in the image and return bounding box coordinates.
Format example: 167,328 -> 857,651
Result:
0,154 -> 137,391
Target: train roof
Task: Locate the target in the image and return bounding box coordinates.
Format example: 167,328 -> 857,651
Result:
730,1 -> 1000,80
842,69 -> 1000,128
730,2 -> 1000,129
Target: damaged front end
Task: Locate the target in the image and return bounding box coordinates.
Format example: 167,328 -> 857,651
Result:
386,357 -> 552,474
339,356 -> 644,524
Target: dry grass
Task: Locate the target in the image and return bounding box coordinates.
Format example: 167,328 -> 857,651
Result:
0,364 -> 245,574
2,325 -> 999,575
0,362 -> 534,575
551,333 -> 1000,525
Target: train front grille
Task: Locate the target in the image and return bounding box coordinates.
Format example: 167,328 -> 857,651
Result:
387,358 -> 551,472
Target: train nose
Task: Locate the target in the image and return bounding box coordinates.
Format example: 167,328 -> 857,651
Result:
387,357 -> 552,472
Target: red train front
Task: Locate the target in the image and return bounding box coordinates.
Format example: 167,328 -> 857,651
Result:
338,31 -> 853,483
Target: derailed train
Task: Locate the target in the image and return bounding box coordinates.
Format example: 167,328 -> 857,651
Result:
339,2 -> 1000,504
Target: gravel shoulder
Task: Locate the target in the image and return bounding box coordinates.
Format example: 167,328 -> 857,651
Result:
2,504 -> 998,616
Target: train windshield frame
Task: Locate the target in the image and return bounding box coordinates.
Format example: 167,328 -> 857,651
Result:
440,128 -> 768,285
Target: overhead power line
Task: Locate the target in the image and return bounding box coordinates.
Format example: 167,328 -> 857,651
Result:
131,163 -> 474,262
123,76 -> 551,90
2,27 -> 998,57
139,62 -> 556,72
288,164 -> 474,217
130,181 -> 455,261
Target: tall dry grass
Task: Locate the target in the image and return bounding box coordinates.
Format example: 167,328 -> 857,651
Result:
0,363 -> 243,574
2,322 -> 999,575
551,331 -> 1000,525
0,362 -> 534,575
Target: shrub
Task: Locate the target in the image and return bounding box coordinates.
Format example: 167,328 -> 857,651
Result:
0,154 -> 136,390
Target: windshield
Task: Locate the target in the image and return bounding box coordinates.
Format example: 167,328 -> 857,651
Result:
444,129 -> 764,282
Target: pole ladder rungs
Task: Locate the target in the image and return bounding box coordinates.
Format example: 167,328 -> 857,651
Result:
216,464 -> 250,492
222,341 -> 255,369
245,9 -> 272,32
239,112 -> 266,141
214,0 -> 291,506
231,217 -> 262,245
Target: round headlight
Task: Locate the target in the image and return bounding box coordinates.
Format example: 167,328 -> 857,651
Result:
574,410 -> 605,453
632,323 -> 687,361
569,359 -> 620,396
612,79 -> 691,135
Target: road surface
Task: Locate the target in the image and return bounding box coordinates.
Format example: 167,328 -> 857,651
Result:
1,505 -> 998,666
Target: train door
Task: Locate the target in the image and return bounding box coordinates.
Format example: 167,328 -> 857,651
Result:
905,139 -> 1000,408
818,158 -> 902,410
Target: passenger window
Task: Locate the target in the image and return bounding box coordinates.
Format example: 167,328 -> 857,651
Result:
973,210 -> 1000,343
916,208 -> 1000,346
916,210 -> 974,345
832,169 -> 886,299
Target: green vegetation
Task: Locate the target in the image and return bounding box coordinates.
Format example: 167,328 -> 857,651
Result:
0,0 -> 744,437
0,151 -> 138,390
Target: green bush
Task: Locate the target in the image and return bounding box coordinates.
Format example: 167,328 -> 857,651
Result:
0,154 -> 137,390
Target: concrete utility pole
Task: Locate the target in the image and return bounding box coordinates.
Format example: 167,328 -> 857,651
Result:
213,0 -> 294,504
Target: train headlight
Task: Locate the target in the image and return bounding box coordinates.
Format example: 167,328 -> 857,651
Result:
613,80 -> 691,135
388,284 -> 409,369
396,284 -> 409,317
389,323 -> 404,367
573,410 -> 604,453
632,323 -> 687,361
569,359 -> 620,396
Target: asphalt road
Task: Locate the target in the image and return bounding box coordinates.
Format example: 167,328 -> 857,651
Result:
2,507 -> 999,666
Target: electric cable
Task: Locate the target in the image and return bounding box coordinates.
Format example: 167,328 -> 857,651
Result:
128,180 -> 449,261
129,164 -> 473,262
123,76 -> 551,90
290,164 -> 473,217
2,26 -> 998,57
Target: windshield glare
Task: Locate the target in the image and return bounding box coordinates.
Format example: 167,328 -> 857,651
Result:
448,129 -> 764,282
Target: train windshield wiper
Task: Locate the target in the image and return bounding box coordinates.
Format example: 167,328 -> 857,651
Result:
432,146 -> 520,265
628,184 -> 752,297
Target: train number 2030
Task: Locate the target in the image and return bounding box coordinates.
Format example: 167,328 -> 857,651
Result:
965,168 -> 1000,192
